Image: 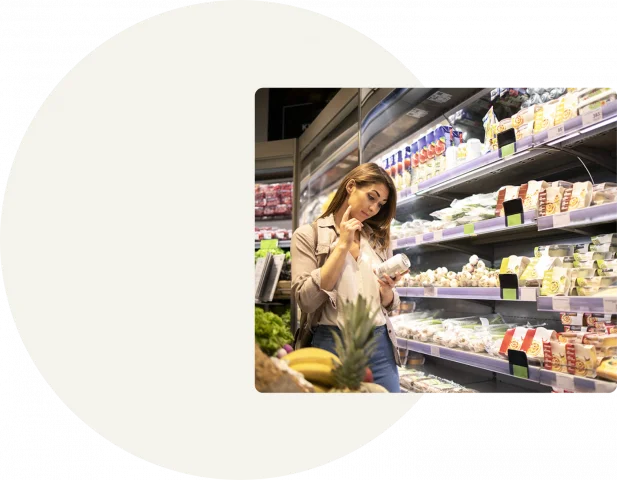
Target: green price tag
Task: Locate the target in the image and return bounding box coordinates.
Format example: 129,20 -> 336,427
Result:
501,143 -> 515,158
503,288 -> 518,300
512,365 -> 529,379
260,239 -> 279,249
507,213 -> 522,227
464,223 -> 475,235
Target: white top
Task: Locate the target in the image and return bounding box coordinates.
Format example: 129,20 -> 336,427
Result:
320,233 -> 387,328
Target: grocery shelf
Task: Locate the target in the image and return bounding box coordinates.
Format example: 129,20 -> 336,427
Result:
255,240 -> 291,249
396,337 -> 616,393
397,101 -> 617,208
396,287 -> 538,302
537,296 -> 617,314
536,203 -> 617,231
393,201 -> 617,250
393,210 -> 538,250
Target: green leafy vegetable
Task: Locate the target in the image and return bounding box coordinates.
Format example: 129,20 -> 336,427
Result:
255,247 -> 285,263
255,307 -> 293,356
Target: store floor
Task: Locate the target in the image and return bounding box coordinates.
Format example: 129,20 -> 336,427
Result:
404,357 -> 552,393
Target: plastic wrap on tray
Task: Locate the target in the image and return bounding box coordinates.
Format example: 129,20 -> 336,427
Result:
409,375 -> 477,393
466,323 -> 516,354
398,369 -> 427,390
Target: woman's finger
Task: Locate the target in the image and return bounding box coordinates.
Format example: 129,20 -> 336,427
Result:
342,205 -> 352,223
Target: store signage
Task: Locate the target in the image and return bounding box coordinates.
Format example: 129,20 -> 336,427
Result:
464,223 -> 475,235
260,239 -> 279,249
503,198 -> 524,227
508,349 -> 529,379
499,274 -> 519,300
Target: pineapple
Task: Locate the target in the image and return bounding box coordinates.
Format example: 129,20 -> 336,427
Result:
329,295 -> 387,393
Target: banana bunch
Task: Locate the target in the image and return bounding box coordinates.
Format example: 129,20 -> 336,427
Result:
283,348 -> 341,389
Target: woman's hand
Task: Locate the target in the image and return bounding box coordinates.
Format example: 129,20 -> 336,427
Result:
338,205 -> 363,251
375,270 -> 407,307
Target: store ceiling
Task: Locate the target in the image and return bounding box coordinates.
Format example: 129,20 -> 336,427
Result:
267,88 -> 340,141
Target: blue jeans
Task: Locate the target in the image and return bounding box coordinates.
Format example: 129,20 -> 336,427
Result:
311,324 -> 400,393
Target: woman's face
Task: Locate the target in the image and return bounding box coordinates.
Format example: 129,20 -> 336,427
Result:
346,181 -> 389,222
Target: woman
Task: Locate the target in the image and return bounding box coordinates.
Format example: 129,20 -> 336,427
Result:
291,163 -> 405,392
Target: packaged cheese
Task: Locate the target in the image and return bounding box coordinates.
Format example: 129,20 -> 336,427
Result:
515,121 -> 534,140
521,257 -> 562,287
500,255 -> 531,278
547,341 -> 568,373
555,92 -> 579,124
521,180 -> 549,211
535,244 -> 574,258
533,100 -> 559,133
512,106 -> 535,129
540,267 -> 571,296
538,186 -> 564,216
563,181 -> 593,211
590,243 -> 617,253
592,233 -> 617,246
495,185 -> 521,216
597,356 -> 617,382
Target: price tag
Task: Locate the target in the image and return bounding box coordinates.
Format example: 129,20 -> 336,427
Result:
512,365 -> 529,379
547,124 -> 565,141
603,298 -> 617,313
520,288 -> 537,302
415,234 -> 424,245
262,232 -> 273,240
411,184 -> 419,194
506,213 -> 523,227
552,297 -> 571,312
433,230 -> 443,242
502,288 -> 518,301
464,223 -> 475,235
430,345 -> 440,357
424,286 -> 437,297
501,143 -> 515,158
582,109 -> 603,127
261,239 -> 279,249
552,212 -> 571,228
555,374 -> 575,392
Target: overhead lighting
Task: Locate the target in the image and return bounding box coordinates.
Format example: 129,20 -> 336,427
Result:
580,117 -> 616,134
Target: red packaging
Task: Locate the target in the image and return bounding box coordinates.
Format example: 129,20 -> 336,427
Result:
264,206 -> 276,216
266,196 -> 279,207
255,206 -> 264,217
275,204 -> 291,215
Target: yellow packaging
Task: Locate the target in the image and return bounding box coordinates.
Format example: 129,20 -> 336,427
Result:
515,122 -> 534,140
574,344 -> 597,378
540,267 -> 571,296
512,106 -> 535,128
523,180 -> 549,210
596,356 -> 617,381
500,255 -> 531,278
521,257 -> 562,287
568,181 -> 593,211
533,101 -> 558,133
548,341 -> 568,373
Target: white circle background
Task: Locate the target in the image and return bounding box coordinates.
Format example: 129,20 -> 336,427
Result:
1,1 -> 422,478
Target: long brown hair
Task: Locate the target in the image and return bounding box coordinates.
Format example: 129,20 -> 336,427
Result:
320,163 -> 397,251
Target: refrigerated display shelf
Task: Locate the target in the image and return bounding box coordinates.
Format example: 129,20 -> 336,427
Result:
397,101 -> 617,204
396,287 -> 538,302
393,201 -> 616,251
537,296 -> 617,314
537,203 -> 617,231
393,211 -> 538,250
396,337 -> 616,393
255,240 -> 291,249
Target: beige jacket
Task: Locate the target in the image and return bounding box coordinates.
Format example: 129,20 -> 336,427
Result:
291,214 -> 401,365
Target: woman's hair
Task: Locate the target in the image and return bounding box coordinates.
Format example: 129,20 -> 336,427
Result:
320,162 -> 397,251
